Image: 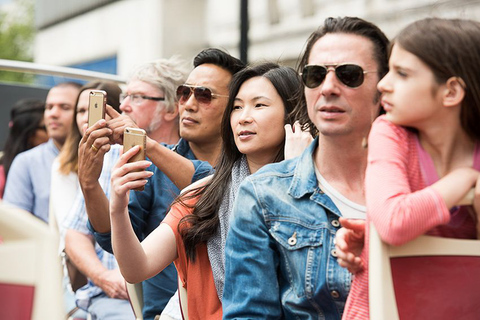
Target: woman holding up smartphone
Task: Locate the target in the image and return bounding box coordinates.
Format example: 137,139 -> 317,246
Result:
109,62 -> 311,319
49,80 -> 122,318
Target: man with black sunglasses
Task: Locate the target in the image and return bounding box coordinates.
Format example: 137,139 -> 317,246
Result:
222,17 -> 389,319
79,48 -> 244,320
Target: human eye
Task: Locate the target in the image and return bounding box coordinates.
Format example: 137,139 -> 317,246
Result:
232,104 -> 242,110
397,70 -> 408,78
61,104 -> 73,111
255,103 -> 267,108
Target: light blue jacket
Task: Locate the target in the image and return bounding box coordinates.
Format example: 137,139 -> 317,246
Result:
223,139 -> 351,320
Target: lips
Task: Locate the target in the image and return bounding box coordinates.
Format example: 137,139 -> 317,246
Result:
47,122 -> 61,129
381,99 -> 393,112
319,106 -> 345,113
239,130 -> 255,137
182,117 -> 199,125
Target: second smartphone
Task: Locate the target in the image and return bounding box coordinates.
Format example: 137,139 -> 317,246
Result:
123,127 -> 147,191
88,90 -> 107,128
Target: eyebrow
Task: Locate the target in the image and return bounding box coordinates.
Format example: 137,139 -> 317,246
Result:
235,95 -> 272,102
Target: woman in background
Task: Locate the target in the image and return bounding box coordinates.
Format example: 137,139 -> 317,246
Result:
49,80 -> 122,318
0,98 -> 47,198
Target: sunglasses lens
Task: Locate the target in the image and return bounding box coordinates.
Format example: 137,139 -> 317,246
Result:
193,87 -> 213,104
336,64 -> 364,88
302,65 -> 327,88
176,85 -> 191,103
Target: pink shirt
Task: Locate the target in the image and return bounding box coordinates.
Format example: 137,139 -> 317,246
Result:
343,116 -> 478,319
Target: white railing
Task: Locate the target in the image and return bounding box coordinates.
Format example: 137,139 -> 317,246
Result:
0,59 -> 126,84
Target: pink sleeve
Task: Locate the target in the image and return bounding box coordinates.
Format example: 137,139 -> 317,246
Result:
366,117 -> 450,245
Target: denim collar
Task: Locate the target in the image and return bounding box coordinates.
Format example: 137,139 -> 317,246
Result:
171,138 -> 195,158
288,137 -> 342,217
288,137 -> 319,199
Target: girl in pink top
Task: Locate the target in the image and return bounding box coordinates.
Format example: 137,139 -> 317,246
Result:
342,18 -> 480,319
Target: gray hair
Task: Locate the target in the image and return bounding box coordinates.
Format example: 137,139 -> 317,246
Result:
129,56 -> 190,113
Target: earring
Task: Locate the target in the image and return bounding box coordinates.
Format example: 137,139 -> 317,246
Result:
361,136 -> 368,149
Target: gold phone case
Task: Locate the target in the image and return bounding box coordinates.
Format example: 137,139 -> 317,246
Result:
123,127 -> 146,163
123,127 -> 147,191
88,90 -> 107,127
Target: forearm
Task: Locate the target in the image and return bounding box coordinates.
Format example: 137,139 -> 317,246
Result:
146,138 -> 195,189
430,167 -> 478,208
65,230 -> 108,283
80,181 -> 111,233
110,206 -> 150,283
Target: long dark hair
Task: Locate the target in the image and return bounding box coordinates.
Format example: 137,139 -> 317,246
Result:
394,18 -> 480,142
178,62 -> 302,261
58,80 -> 122,175
292,16 -> 389,136
2,99 -> 45,177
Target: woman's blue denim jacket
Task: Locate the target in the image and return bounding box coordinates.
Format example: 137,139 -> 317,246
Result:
223,139 -> 351,320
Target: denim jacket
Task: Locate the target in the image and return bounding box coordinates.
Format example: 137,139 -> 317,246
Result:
223,139 -> 351,320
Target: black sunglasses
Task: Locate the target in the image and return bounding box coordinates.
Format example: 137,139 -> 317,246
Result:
301,64 -> 376,89
176,85 -> 228,104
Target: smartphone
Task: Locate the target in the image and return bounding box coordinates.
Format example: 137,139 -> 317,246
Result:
123,127 -> 147,191
88,90 -> 107,128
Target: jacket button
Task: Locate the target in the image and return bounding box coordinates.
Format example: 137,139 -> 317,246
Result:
331,290 -> 340,299
331,220 -> 340,228
288,232 -> 297,246
331,249 -> 338,257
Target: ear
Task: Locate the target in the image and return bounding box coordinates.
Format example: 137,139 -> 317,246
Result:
164,104 -> 179,122
442,77 -> 466,108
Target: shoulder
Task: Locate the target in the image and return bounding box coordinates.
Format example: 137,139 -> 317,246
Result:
371,115 -> 413,141
181,175 -> 213,194
14,142 -> 49,163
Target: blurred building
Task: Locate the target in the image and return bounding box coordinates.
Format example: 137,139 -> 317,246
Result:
34,0 -> 480,76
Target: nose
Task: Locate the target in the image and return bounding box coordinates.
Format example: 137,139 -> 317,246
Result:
182,92 -> 198,112
79,111 -> 88,126
48,105 -> 60,118
120,99 -> 131,113
238,107 -> 253,124
320,69 -> 341,97
377,72 -> 391,93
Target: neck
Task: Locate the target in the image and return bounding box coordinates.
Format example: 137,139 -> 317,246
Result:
246,153 -> 278,174
52,138 -> 64,151
418,117 -> 475,177
314,134 -> 368,204
148,123 -> 180,145
189,139 -> 222,166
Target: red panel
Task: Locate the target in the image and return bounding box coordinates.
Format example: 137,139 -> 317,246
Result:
0,283 -> 35,320
391,256 -> 480,320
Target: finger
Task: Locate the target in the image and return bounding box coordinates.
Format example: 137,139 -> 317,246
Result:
293,121 -> 302,133
85,127 -> 113,148
115,146 -> 143,167
339,217 -> 366,232
106,104 -> 121,119
83,118 -> 108,137
82,123 -> 88,135
114,178 -> 149,194
284,124 -> 293,136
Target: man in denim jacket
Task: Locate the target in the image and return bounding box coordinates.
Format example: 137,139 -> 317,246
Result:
223,17 -> 389,319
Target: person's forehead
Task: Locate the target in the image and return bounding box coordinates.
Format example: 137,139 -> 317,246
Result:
308,33 -> 377,68
77,90 -> 90,105
46,86 -> 78,104
127,79 -> 162,94
186,63 -> 232,90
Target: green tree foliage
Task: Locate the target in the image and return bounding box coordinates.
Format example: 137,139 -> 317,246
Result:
0,0 -> 34,83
